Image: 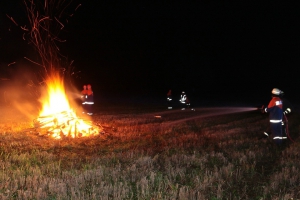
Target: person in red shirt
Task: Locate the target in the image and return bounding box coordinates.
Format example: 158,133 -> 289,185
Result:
85,84 -> 94,115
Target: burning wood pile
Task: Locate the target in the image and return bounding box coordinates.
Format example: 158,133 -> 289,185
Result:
9,0 -> 104,139
33,73 -> 102,139
34,110 -> 102,139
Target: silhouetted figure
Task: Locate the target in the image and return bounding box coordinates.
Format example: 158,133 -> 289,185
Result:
179,91 -> 187,110
167,89 -> 172,109
85,84 -> 94,115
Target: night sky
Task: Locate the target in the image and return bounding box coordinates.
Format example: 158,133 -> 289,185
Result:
1,1 -> 300,106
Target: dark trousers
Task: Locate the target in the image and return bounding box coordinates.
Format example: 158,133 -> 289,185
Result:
270,122 -> 283,145
167,100 -> 172,108
282,123 -> 287,137
86,104 -> 93,115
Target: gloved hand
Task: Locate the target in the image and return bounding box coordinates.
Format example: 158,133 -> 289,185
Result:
258,132 -> 269,139
284,108 -> 291,115
259,105 -> 266,113
263,132 -> 269,138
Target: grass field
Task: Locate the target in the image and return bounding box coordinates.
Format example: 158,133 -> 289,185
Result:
0,104 -> 300,200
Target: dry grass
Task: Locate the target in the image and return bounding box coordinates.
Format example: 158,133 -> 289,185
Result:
0,105 -> 300,199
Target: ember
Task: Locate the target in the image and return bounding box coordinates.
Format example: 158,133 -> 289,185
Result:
34,73 -> 101,139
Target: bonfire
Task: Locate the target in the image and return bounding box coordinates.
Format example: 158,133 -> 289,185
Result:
6,0 -> 102,139
34,73 -> 101,139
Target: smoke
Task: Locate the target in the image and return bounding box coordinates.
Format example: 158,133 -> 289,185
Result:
0,61 -> 41,119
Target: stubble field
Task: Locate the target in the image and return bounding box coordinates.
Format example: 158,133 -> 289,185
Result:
0,104 -> 300,200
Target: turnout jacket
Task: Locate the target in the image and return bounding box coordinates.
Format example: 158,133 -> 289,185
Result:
265,97 -> 283,122
180,94 -> 186,103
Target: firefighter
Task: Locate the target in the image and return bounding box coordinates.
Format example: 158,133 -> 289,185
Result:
179,91 -> 187,110
85,84 -> 94,115
81,85 -> 87,113
262,88 -> 293,142
167,89 -> 172,109
185,96 -> 195,111
263,88 -> 284,146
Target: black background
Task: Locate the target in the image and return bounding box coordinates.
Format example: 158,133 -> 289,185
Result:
1,1 -> 299,107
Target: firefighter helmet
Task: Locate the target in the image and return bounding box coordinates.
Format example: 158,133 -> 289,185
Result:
271,88 -> 283,95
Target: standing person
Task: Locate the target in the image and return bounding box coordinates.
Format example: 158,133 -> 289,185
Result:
81,85 -> 87,113
262,88 -> 293,143
179,91 -> 187,110
185,96 -> 195,111
167,89 -> 173,109
86,84 -> 94,115
263,88 -> 284,146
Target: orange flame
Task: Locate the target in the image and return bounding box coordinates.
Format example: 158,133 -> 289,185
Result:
37,73 -> 100,139
40,74 -> 71,116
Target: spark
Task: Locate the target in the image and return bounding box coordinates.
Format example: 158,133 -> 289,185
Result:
6,14 -> 18,26
75,4 -> 81,11
8,62 -> 16,66
38,16 -> 50,23
52,36 -> 66,43
20,25 -> 29,31
54,17 -> 64,30
24,57 -> 43,67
